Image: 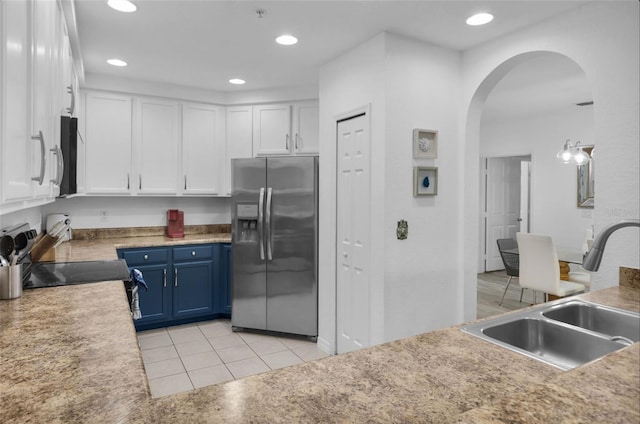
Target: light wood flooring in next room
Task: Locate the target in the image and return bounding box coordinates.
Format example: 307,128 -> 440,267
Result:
477,270 -> 533,319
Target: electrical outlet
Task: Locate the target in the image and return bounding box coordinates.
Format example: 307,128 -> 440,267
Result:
99,210 -> 109,222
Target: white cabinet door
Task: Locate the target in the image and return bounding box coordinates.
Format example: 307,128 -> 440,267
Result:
253,104 -> 291,156
84,91 -> 133,194
30,0 -> 57,198
225,106 -> 253,194
135,97 -> 179,194
1,0 -> 32,205
182,102 -> 225,195
292,101 -> 319,155
60,27 -> 76,117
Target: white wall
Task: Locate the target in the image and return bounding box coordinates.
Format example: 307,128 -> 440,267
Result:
318,32 -> 462,351
41,196 -> 230,229
462,1 -> 639,312
480,105 -> 595,249
382,34 -> 461,341
318,33 -> 387,353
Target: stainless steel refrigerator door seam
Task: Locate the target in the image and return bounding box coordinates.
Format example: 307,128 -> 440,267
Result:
266,187 -> 273,261
259,187 -> 265,260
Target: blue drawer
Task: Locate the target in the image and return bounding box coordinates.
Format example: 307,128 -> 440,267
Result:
121,248 -> 168,265
173,245 -> 213,262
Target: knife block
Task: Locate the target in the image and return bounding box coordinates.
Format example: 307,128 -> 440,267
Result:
30,235 -> 57,262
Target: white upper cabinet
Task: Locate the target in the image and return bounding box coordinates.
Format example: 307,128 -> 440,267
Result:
253,104 -> 292,156
253,102 -> 319,156
134,97 -> 180,195
1,0 -> 32,205
225,106 -> 253,195
1,0 -> 70,213
182,102 -> 226,195
292,101 -> 319,155
84,91 -> 133,194
31,0 -> 59,199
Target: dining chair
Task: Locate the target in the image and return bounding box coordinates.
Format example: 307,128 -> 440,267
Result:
515,232 -> 586,303
496,238 -> 522,305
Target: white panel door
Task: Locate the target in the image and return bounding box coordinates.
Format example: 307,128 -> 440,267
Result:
485,157 -> 522,271
225,106 -> 253,195
182,102 -> 225,195
336,113 -> 371,354
84,92 -> 133,194
1,0 -> 32,204
135,98 -> 179,194
253,104 -> 291,156
520,161 -> 531,233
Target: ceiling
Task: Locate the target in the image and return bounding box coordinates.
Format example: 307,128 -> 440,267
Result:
73,0 -> 594,94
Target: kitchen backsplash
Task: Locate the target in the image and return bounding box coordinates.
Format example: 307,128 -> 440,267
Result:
41,196 -> 231,229
73,224 -> 230,240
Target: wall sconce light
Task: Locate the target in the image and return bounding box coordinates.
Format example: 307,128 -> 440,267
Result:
556,139 -> 591,165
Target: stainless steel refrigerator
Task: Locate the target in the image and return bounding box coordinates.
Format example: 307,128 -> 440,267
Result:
231,157 -> 318,338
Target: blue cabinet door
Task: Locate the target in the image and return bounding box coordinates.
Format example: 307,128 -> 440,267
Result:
133,263 -> 172,324
118,247 -> 172,326
173,260 -> 214,318
220,243 -> 232,315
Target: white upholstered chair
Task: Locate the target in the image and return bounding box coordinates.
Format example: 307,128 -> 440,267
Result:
516,232 -> 586,303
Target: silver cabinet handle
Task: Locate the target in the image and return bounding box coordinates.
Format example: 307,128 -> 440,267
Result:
139,174 -> 142,190
295,133 -> 300,150
174,268 -> 178,287
163,269 -> 167,288
50,145 -> 63,185
258,187 -> 265,260
143,254 -> 148,260
66,85 -> 75,115
285,134 -> 289,150
31,131 -> 46,185
127,173 -> 130,190
184,175 -> 187,190
266,187 -> 273,261
191,251 -> 196,256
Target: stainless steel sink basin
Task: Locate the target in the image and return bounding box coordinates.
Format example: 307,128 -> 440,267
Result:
462,299 -> 640,370
542,301 -> 640,342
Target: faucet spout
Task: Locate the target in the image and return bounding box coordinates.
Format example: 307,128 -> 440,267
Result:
582,219 -> 640,271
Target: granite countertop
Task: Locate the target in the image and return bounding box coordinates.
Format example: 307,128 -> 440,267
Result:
1,234 -> 638,423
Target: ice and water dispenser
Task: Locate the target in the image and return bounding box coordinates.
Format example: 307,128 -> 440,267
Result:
235,203 -> 259,243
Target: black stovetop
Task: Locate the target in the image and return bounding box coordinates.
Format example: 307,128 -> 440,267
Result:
23,259 -> 131,289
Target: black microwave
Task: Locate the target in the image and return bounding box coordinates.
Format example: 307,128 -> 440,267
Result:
59,116 -> 78,197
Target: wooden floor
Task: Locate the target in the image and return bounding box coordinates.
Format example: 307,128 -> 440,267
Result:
476,271 -> 540,319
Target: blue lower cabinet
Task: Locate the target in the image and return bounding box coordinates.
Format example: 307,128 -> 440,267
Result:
173,260 -> 214,318
134,263 -> 172,324
118,242 -> 231,331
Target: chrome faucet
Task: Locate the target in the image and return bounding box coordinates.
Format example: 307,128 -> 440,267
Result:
582,219 -> 640,271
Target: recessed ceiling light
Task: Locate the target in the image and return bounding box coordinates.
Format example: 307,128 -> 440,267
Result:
108,0 -> 137,13
107,58 -> 127,67
275,35 -> 298,46
466,12 -> 494,26
229,78 -> 246,85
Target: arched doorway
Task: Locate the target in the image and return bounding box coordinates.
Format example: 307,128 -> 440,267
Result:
466,51 -> 594,317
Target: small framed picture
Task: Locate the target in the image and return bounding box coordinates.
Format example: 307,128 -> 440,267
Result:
414,167 -> 438,196
413,129 -> 438,159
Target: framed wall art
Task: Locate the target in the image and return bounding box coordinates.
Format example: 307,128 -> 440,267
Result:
413,129 -> 438,159
413,167 -> 438,196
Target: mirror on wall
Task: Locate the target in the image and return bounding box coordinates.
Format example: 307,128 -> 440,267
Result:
577,146 -> 594,208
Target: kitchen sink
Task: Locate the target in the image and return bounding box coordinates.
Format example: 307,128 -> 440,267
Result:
542,301 -> 640,342
461,299 -> 640,370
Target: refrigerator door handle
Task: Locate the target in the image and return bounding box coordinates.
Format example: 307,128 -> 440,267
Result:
258,187 -> 265,260
266,187 -> 273,261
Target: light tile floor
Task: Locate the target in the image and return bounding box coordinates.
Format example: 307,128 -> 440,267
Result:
137,319 -> 329,398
